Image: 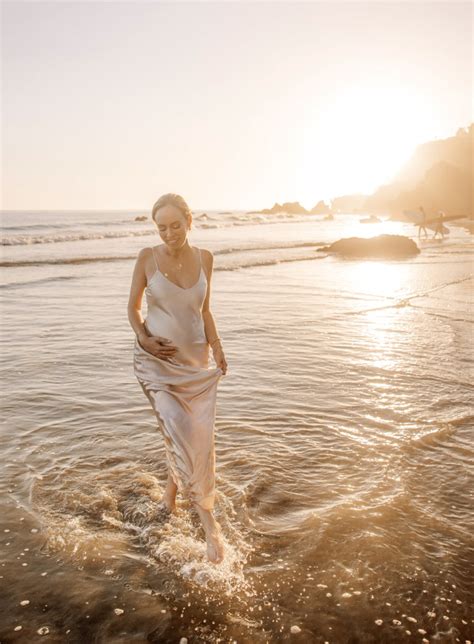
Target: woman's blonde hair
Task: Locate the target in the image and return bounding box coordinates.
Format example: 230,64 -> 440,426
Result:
151,193 -> 193,229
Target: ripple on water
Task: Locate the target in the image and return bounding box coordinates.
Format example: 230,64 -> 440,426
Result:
32,462 -> 254,599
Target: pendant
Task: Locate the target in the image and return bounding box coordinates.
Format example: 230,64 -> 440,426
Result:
164,262 -> 183,278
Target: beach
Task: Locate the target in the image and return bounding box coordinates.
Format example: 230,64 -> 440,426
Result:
1,210 -> 473,643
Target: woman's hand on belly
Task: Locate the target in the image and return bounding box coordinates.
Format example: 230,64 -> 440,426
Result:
138,335 -> 178,361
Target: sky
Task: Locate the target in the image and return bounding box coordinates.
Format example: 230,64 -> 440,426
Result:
1,1 -> 472,211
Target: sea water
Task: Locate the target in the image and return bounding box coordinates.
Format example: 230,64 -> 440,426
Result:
1,210 -> 472,642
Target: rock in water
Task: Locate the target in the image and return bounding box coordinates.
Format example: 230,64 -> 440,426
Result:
318,234 -> 419,258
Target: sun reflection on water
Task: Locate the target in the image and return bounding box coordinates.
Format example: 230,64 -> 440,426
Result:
345,258 -> 407,301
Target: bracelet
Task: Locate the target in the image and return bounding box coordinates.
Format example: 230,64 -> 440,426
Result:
210,337 -> 222,347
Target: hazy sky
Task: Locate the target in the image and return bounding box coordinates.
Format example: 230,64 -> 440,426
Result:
1,1 -> 472,211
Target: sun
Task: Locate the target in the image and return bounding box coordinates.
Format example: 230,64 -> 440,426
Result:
299,84 -> 431,206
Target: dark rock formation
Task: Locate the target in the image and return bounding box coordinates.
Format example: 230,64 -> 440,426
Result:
331,194 -> 368,213
257,202 -> 309,215
311,200 -> 330,214
318,234 -> 419,258
360,215 -> 381,223
393,161 -> 471,215
135,215 -> 147,221
395,125 -> 472,187
363,124 -> 473,217
279,202 -> 308,214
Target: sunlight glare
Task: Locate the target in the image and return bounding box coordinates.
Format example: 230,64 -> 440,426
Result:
300,85 -> 431,204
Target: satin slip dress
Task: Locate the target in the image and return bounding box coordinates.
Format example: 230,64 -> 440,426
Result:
133,245 -> 223,511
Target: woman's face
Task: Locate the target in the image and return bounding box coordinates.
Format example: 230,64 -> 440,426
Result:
154,205 -> 189,249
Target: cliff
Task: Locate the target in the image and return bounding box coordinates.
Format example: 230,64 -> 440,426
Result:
364,124 -> 473,217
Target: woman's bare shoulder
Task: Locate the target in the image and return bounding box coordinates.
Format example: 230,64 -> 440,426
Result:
198,247 -> 213,259
137,246 -> 159,260
198,247 -> 214,267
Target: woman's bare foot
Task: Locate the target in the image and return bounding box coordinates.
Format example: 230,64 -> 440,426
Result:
159,496 -> 176,513
194,505 -> 225,563
160,472 -> 177,513
205,525 -> 225,564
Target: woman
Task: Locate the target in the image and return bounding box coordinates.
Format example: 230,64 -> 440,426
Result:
433,210 -> 446,239
418,205 -> 428,239
128,193 -> 228,563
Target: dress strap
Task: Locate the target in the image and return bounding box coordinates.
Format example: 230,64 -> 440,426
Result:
198,247 -> 207,284
151,247 -> 159,272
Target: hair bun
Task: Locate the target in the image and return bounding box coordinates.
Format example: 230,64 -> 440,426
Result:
152,193 -> 193,229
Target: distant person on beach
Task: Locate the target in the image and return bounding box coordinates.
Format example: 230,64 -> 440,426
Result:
128,193 -> 228,563
433,210 -> 446,239
418,206 -> 428,239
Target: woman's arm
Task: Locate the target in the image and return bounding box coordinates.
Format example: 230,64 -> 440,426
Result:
128,249 -> 178,361
202,250 -> 227,374
127,248 -> 149,343
201,250 -> 219,342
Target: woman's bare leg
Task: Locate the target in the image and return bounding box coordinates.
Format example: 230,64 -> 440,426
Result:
194,505 -> 225,563
161,471 -> 177,512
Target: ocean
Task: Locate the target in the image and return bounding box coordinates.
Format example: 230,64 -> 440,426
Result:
1,209 -> 473,643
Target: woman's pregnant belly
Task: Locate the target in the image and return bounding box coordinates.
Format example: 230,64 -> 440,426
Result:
144,312 -> 209,368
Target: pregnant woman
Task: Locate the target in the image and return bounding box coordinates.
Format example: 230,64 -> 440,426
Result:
128,193 -> 228,563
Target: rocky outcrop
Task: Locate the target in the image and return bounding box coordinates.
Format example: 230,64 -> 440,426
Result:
364,124 -> 473,217
318,234 -> 419,258
246,125 -> 472,220
310,200 -> 330,214
395,125 -> 472,188
256,202 -> 309,215
391,161 -> 472,215
331,194 -> 368,213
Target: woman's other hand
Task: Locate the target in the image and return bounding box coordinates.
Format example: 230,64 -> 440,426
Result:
212,343 -> 228,375
139,335 -> 178,361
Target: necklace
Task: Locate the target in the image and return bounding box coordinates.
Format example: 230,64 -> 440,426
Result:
163,258 -> 183,277
161,245 -> 188,277
164,263 -> 182,277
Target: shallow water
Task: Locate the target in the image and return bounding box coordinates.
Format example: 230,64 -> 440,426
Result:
1,211 -> 473,642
